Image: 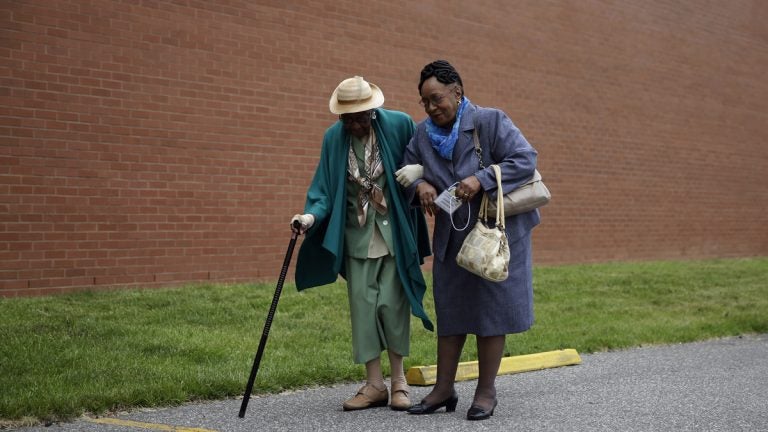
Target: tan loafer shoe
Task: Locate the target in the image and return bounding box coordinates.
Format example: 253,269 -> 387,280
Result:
342,384 -> 388,411
389,382 -> 411,411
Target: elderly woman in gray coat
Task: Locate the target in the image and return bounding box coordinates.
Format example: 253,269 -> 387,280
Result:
395,60 -> 540,421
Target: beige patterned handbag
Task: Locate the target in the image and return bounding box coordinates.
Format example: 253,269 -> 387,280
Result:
455,164 -> 510,282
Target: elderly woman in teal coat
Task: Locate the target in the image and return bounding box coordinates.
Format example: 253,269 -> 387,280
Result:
291,76 -> 432,412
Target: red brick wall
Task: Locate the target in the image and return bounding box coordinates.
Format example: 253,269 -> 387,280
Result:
2,1 -> 767,296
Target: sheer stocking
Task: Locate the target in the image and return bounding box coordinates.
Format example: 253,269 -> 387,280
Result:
365,356 -> 386,391
387,350 -> 406,386
420,335 -> 466,405
473,334 -> 505,409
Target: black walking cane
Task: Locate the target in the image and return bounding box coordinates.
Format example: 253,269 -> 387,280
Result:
238,220 -> 302,418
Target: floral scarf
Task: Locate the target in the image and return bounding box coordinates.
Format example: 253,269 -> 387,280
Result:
347,131 -> 386,226
426,97 -> 470,160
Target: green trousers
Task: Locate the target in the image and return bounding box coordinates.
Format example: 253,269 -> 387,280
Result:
344,254 -> 410,364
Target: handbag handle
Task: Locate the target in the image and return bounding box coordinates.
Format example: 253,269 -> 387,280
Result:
490,165 -> 505,228
478,165 -> 505,227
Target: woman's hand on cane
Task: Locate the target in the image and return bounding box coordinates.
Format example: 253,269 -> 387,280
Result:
290,214 -> 314,234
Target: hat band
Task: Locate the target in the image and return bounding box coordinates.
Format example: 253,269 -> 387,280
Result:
337,95 -> 373,105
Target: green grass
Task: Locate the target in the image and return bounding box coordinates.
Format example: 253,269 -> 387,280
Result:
1,257 -> 766,424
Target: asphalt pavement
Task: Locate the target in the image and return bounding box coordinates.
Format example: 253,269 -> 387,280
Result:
16,334 -> 768,432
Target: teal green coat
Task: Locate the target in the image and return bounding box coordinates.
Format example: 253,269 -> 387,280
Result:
295,108 -> 434,331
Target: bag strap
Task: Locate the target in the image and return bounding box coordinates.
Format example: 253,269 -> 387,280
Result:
473,120 -> 505,226
471,119 -> 488,222
472,126 -> 485,170
490,164 -> 505,228
473,121 -> 490,222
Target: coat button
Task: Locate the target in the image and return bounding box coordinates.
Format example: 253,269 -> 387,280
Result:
382,220 -> 389,226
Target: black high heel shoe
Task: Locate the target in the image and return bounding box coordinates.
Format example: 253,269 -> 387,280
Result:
466,399 -> 497,421
406,391 -> 459,415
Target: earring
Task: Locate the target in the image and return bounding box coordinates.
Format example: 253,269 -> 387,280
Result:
370,111 -> 377,120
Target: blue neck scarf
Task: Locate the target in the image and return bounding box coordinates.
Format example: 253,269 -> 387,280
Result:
426,97 -> 470,160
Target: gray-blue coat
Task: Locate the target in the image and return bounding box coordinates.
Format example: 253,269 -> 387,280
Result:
403,102 -> 539,336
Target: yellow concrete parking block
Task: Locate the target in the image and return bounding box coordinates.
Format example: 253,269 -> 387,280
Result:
86,417 -> 219,432
406,348 -> 581,386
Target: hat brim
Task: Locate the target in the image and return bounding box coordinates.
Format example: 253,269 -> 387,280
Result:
329,82 -> 385,114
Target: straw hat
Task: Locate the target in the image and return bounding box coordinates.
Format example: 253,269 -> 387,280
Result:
329,76 -> 385,114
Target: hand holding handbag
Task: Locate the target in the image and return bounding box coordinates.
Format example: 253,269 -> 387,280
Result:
472,127 -> 551,215
455,164 -> 510,282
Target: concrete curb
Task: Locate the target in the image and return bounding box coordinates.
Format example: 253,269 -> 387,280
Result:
405,348 -> 582,385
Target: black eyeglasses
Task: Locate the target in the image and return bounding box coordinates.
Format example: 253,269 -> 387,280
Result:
339,111 -> 373,125
419,86 -> 457,108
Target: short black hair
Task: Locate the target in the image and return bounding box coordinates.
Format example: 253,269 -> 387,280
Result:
418,60 -> 464,94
